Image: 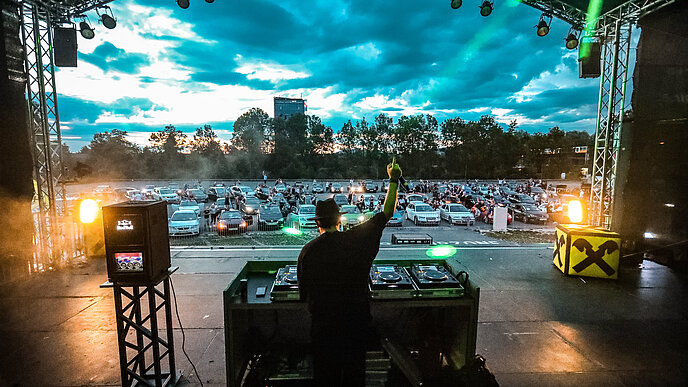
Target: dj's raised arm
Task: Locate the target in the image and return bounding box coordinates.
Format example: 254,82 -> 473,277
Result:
383,157 -> 402,220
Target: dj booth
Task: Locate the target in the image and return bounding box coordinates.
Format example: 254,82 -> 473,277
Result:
223,258 -> 480,386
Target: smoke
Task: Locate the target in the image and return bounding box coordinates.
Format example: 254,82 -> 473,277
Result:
0,191 -> 34,282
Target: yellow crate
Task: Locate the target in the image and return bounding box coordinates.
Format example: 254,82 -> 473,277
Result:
553,224 -> 621,280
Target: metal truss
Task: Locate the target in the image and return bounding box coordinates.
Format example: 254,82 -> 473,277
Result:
589,21 -> 632,229
20,1 -> 67,269
520,0 -> 587,28
111,277 -> 178,387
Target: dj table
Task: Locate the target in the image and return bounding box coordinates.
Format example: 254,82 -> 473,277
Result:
223,258 -> 479,386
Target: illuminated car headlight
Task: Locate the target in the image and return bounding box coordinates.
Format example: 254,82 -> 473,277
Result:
246,207 -> 253,211
341,216 -> 346,222
358,215 -> 364,221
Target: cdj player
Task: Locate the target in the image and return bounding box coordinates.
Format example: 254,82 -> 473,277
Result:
409,264 -> 465,298
369,264 -> 416,299
270,265 -> 301,301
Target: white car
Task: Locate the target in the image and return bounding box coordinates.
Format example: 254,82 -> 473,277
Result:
231,185 -> 255,198
286,204 -> 317,228
168,210 -> 200,236
153,187 -> 180,204
405,202 -> 440,226
439,203 -> 475,225
172,199 -> 201,216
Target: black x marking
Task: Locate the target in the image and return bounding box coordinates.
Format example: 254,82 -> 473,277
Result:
572,239 -> 618,276
554,234 -> 566,267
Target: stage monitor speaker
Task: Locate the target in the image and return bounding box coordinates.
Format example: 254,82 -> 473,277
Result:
103,201 -> 170,285
579,41 -> 601,78
53,26 -> 77,67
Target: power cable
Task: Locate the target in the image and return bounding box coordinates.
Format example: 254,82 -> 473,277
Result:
170,277 -> 205,387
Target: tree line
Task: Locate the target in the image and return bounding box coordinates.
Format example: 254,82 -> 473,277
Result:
67,108 -> 594,181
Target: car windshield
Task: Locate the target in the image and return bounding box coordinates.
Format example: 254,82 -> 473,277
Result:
342,205 -> 359,214
221,211 -> 241,219
159,189 -> 174,194
333,183 -> 341,187
449,205 -> 468,212
216,198 -> 227,206
299,206 -> 315,214
214,187 -> 226,195
260,206 -> 282,215
188,189 -> 203,195
245,198 -> 260,205
415,204 -> 434,212
334,195 -> 347,200
276,183 -> 286,188
522,204 -> 538,211
239,186 -> 252,193
531,187 -> 544,193
180,200 -> 197,206
171,212 -> 196,221
408,195 -> 423,202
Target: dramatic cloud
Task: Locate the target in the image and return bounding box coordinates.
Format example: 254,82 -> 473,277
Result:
55,0 -> 610,150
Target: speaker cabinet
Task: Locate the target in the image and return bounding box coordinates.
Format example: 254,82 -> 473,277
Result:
53,26 -> 77,67
103,201 -> 170,285
579,41 -> 601,78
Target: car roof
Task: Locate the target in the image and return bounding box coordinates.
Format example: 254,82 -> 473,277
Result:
173,209 -> 195,214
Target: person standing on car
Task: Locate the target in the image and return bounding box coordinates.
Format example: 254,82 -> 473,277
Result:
298,158 -> 402,386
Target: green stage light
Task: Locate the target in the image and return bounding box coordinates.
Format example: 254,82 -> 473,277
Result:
426,245 -> 457,258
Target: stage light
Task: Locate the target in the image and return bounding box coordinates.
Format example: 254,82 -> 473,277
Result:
565,28 -> 580,49
479,1 -> 493,17
80,199 -> 99,223
568,200 -> 583,223
79,20 -> 95,39
177,0 -> 190,9
96,6 -> 117,29
450,0 -> 462,9
536,14 -> 552,37
283,227 -> 303,236
426,245 -> 457,258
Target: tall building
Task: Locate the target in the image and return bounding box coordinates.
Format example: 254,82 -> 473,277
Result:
274,97 -> 306,119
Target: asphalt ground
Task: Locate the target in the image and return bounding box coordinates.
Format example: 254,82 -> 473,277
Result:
1,245 -> 686,386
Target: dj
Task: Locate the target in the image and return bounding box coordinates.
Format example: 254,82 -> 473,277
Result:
297,159 -> 402,386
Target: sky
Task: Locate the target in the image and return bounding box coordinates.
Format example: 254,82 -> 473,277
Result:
56,0 -> 614,151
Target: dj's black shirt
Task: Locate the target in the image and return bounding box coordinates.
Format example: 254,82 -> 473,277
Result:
297,212 -> 387,317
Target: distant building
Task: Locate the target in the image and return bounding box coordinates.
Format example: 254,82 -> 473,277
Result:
274,97 -> 306,119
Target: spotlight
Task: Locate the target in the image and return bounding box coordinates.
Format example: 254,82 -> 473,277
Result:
536,14 -> 552,37
79,20 -> 95,39
177,0 -> 190,8
450,0 -> 462,9
479,1 -> 493,17
565,28 -> 580,49
97,6 -> 117,29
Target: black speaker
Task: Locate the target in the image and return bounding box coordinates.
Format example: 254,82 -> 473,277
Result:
53,26 -> 77,67
579,41 -> 601,78
103,201 -> 171,285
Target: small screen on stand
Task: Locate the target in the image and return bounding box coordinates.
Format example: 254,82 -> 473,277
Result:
115,252 -> 144,272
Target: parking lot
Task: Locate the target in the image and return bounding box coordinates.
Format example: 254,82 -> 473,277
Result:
68,179 -> 563,247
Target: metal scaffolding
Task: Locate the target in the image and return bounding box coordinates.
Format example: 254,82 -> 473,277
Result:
589,22 -> 632,228
20,1 -> 67,270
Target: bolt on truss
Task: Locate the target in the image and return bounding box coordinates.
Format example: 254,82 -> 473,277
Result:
589,20 -> 632,229
20,1 -> 67,270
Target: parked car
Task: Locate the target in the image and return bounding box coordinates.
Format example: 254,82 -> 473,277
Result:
286,204 -> 317,228
508,193 -> 536,205
363,180 -> 378,193
340,205 -> 367,230
386,209 -> 404,227
216,209 -> 250,235
405,202 -> 440,226
186,188 -> 208,203
240,197 -> 262,215
172,199 -> 201,216
168,210 -> 200,236
530,186 -> 547,201
257,204 -> 284,229
254,186 -> 270,201
439,203 -> 474,225
357,193 -> 380,209
154,188 -> 179,204
208,186 -> 228,202
274,183 -> 287,193
215,197 -> 233,210
311,183 -> 325,194
330,182 -> 343,193
332,194 -> 349,207
406,194 -> 425,203
511,203 -> 548,224
231,185 -> 255,198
